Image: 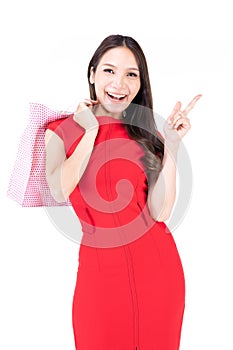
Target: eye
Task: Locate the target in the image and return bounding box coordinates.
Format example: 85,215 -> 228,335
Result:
103,68 -> 114,74
127,72 -> 138,78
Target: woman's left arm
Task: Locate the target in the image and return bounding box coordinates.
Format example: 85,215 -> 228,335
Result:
147,94 -> 202,222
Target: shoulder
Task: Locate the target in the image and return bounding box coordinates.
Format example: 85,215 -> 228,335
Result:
46,115 -> 86,156
46,115 -> 84,139
46,117 -> 68,134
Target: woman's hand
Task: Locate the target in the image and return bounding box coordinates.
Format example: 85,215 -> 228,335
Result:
164,94 -> 202,145
73,99 -> 99,131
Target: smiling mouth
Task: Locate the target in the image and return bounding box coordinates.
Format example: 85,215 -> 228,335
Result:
107,92 -> 127,101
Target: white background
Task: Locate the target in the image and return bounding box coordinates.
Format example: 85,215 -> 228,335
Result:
1,0 -> 233,349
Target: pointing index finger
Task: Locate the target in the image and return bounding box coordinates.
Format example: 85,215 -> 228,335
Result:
183,94 -> 202,116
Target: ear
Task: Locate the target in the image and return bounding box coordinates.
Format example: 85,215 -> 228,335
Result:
89,67 -> 95,84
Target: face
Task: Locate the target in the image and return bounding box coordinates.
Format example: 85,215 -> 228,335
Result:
90,47 -> 141,118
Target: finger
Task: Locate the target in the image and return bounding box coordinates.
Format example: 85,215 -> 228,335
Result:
75,99 -> 94,114
183,94 -> 202,116
167,101 -> 182,124
172,101 -> 182,115
83,99 -> 94,105
171,111 -> 186,126
80,99 -> 97,111
173,117 -> 190,130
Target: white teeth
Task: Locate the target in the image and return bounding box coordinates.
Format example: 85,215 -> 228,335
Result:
107,92 -> 126,100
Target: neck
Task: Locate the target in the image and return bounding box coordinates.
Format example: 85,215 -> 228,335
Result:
93,105 -> 123,120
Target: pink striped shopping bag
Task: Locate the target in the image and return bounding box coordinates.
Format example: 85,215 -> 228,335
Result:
7,102 -> 71,207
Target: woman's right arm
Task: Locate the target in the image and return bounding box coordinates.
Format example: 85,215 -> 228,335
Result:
45,100 -> 99,203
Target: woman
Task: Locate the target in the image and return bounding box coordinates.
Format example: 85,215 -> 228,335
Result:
45,35 -> 201,350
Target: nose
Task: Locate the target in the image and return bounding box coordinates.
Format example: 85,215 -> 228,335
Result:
111,74 -> 126,89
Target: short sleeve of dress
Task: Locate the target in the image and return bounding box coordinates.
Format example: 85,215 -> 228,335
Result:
46,115 -> 86,158
46,118 -> 66,139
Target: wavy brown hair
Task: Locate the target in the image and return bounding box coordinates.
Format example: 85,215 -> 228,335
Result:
87,34 -> 164,187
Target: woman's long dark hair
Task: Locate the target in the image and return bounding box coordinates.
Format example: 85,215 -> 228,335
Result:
87,34 -> 164,187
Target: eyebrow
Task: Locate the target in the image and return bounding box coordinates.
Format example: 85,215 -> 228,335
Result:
102,63 -> 139,71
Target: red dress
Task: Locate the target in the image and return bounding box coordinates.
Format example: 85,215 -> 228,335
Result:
47,115 -> 185,350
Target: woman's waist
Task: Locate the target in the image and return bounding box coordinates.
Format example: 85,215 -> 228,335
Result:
78,221 -> 169,269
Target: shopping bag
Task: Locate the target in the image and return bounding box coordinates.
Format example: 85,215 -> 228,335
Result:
7,102 -> 71,207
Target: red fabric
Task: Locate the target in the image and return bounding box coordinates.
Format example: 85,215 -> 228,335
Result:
47,115 -> 185,350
